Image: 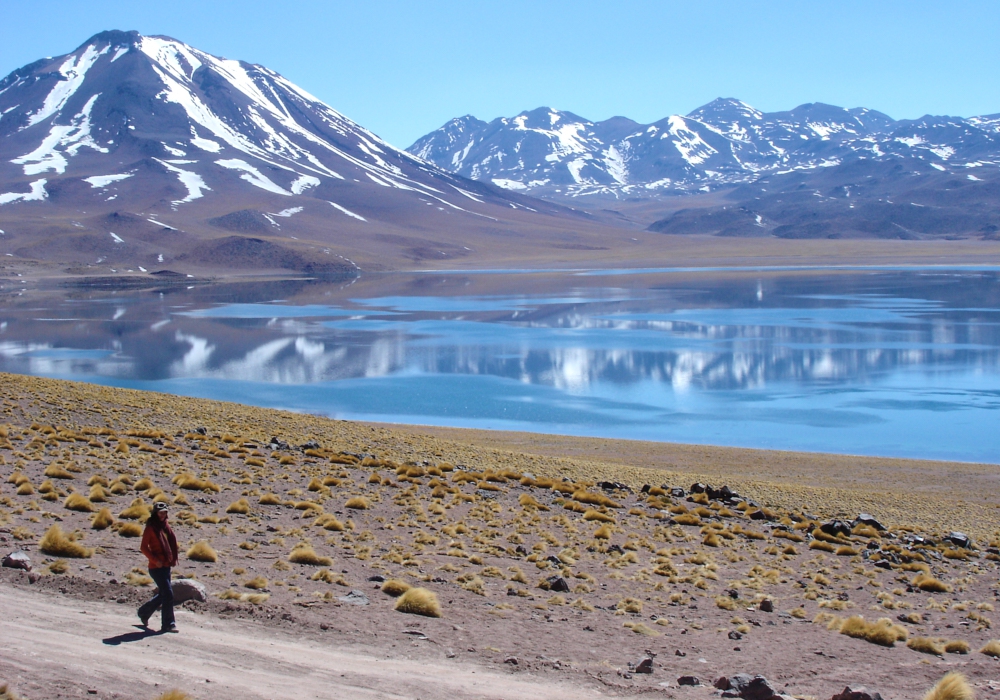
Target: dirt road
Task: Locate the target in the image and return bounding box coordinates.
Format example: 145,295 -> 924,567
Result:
0,586 -> 604,700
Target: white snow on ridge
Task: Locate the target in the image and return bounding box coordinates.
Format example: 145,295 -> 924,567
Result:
154,158 -> 210,206
110,46 -> 130,63
83,173 -> 133,188
0,179 -> 48,205
190,134 -> 222,152
109,232 -> 124,243
290,174 -> 320,194
216,158 -> 291,195
24,44 -> 108,128
273,207 -> 303,217
667,116 -> 718,166
328,201 -> 366,221
492,178 -> 527,190
12,93 -> 107,175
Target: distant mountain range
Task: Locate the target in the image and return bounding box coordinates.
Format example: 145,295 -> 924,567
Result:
408,100 -> 1000,199
0,30 -> 591,275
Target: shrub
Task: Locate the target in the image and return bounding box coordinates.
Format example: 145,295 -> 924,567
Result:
64,493 -> 95,513
921,672 -> 974,700
259,493 -> 281,505
345,496 -> 370,510
381,579 -> 412,597
582,509 -> 615,523
394,587 -> 442,618
907,637 -> 944,655
981,639 -> 1000,657
226,498 -> 250,514
91,507 -> 114,530
117,522 -> 143,537
39,524 -> 92,558
187,540 -> 218,562
944,640 -> 970,654
244,576 -> 268,590
288,544 -> 332,566
809,540 -> 837,553
914,574 -> 952,593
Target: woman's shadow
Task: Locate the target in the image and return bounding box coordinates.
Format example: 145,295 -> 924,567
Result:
102,624 -> 164,645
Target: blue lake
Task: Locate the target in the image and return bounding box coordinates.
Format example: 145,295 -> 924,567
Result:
1,268 -> 998,462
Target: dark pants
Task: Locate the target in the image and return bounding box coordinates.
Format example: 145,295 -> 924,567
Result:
138,566 -> 174,629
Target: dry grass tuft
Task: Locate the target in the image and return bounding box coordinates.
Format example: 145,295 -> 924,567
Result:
381,579 -> 412,597
914,574 -> 952,593
345,496 -> 370,510
582,509 -> 615,523
394,587 -> 442,617
921,672 -> 974,700
809,540 -> 837,553
981,639 -> 1000,657
117,522 -> 143,537
225,498 -> 250,514
840,616 -> 907,647
186,540 -> 218,562
39,524 -> 92,558
259,493 -> 281,505
908,637 -> 945,655
91,507 -> 114,530
244,576 -> 268,590
0,683 -> 21,700
288,543 -> 333,566
63,493 -> 95,513
154,691 -> 194,700
944,640 -> 970,654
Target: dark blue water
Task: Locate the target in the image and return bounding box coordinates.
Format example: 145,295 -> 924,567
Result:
1,268 -> 998,462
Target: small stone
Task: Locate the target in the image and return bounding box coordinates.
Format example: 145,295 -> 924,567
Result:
319,623 -> 330,630
759,599 -> 774,612
674,649 -> 686,657
946,532 -> 971,549
504,656 -> 519,665
830,687 -> 885,700
2,551 -> 31,571
742,675 -> 780,700
28,572 -> 40,584
368,575 -> 387,583
821,520 -> 853,538
677,675 -> 700,686
728,630 -> 743,640
853,514 -> 886,531
171,579 -> 207,604
690,483 -> 707,494
338,590 -> 370,606
635,657 -> 653,674
546,576 -> 570,593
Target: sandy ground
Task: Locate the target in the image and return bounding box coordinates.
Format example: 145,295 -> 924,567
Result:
3,375 -> 1000,700
0,584 -> 601,700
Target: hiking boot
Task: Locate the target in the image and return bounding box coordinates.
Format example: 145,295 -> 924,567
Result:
161,624 -> 178,633
138,611 -> 150,628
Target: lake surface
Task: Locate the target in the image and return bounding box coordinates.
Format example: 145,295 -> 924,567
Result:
1,268 -> 998,462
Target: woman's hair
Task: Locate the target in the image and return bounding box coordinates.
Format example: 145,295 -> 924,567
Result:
146,503 -> 168,528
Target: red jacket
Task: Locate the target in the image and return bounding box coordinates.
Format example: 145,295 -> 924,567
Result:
140,522 -> 179,569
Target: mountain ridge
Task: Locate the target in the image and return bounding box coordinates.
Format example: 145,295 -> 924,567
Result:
407,98 -> 1000,200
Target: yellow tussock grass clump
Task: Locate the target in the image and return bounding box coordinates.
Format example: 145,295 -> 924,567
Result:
259,493 -> 281,505
945,640 -> 970,654
16,482 -> 33,496
173,473 -> 221,492
582,509 -> 615,523
64,492 -> 95,512
187,540 -> 218,562
809,540 -> 837,553
91,508 -> 114,530
518,494 -> 548,510
225,498 -> 250,514
394,587 -> 442,617
117,522 -> 143,537
572,491 -> 620,508
294,501 -> 323,512
840,615 -> 907,647
835,546 -> 858,556
345,496 -> 370,510
43,464 -> 75,479
288,543 -> 333,566
908,636 -> 945,655
0,684 -> 20,700
921,672 -> 974,700
980,639 -> 1000,657
703,533 -> 721,547
623,621 -> 658,636
593,524 -> 613,540
913,573 -> 952,593
155,691 -> 193,700
39,524 -> 92,558
119,498 -> 151,521
381,579 -> 412,597
672,513 -> 701,526
244,576 -> 268,590
716,595 -> 737,611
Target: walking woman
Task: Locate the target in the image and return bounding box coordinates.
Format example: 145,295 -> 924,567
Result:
138,501 -> 179,633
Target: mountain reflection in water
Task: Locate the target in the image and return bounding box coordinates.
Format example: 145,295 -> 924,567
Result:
0,269 -> 998,461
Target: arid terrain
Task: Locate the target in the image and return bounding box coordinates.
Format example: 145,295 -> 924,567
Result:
1,373 -> 999,699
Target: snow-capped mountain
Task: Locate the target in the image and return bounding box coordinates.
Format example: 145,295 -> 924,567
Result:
408,99 -> 1000,199
0,31 -> 570,273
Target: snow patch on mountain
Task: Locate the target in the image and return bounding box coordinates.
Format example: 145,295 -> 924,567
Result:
0,179 -> 47,205
83,173 -> 133,188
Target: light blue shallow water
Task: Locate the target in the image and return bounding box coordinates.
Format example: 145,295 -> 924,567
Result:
1,269 -> 998,462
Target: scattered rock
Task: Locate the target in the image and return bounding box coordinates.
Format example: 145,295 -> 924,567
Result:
759,599 -> 774,613
2,551 -> 32,571
830,687 -> 884,700
367,575 -> 387,583
597,481 -> 628,492
670,487 -> 685,498
690,483 -> 707,494
821,520 -> 853,538
634,657 -> 653,674
853,513 -> 886,531
728,630 -> 743,640
946,532 -> 971,548
504,656 -> 518,665
546,576 -> 570,593
678,675 -> 700,686
171,579 -> 207,604
742,675 -> 780,700
338,590 -> 370,606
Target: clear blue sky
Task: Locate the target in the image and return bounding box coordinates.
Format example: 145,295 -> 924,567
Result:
2,0 -> 998,149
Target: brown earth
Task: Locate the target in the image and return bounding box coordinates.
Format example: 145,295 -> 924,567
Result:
1,374 -> 999,700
